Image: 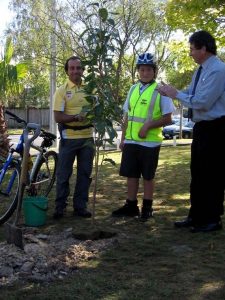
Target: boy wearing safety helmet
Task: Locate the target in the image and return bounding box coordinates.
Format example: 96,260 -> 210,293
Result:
112,53 -> 175,221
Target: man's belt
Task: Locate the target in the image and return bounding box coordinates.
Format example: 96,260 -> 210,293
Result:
59,123 -> 93,131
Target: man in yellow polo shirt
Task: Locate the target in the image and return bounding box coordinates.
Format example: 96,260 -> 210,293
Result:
53,56 -> 94,219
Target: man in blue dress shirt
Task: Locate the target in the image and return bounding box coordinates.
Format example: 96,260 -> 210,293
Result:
158,30 -> 225,233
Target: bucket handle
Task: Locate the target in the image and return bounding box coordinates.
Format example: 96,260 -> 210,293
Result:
31,203 -> 48,212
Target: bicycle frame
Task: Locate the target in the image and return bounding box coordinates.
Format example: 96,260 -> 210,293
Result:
0,110 -> 56,225
0,132 -> 24,196
29,144 -> 49,186
0,123 -> 41,196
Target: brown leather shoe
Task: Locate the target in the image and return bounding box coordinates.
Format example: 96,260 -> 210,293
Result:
190,222 -> 222,233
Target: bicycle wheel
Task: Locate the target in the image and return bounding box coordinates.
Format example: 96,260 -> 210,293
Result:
31,150 -> 58,197
0,162 -> 20,224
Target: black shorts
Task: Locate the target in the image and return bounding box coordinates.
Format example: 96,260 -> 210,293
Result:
119,144 -> 160,180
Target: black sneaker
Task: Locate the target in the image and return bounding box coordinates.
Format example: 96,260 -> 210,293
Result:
112,200 -> 140,217
74,209 -> 92,218
140,199 -> 153,221
140,207 -> 153,221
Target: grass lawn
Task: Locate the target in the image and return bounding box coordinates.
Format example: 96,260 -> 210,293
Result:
7,128 -> 23,135
1,145 -> 225,300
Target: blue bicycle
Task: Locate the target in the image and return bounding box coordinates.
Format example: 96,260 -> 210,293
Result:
0,110 -> 58,224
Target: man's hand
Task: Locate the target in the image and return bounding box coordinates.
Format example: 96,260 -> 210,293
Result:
74,113 -> 86,122
158,84 -> 178,99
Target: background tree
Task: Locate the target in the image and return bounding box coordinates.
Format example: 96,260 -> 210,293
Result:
4,0 -> 225,112
0,37 -> 28,105
6,0 -> 58,108
164,0 -> 225,86
165,0 -> 225,46
0,36 -> 28,157
6,0 -> 172,109
164,39 -> 194,89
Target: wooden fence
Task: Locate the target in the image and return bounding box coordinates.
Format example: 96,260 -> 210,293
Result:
5,108 -> 50,128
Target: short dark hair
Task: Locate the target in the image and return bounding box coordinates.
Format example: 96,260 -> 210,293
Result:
64,56 -> 83,72
189,30 -> 217,55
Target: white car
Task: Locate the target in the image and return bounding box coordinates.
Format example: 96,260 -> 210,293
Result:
163,120 -> 194,139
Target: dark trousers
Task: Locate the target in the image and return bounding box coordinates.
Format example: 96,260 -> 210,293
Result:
188,116 -> 225,224
55,138 -> 94,211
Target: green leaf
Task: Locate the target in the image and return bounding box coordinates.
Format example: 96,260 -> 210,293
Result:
85,73 -> 96,82
84,95 -> 95,104
99,8 -> 108,22
107,18 -> 115,26
106,125 -> 117,141
8,66 -> 18,81
16,63 -> 28,79
95,121 -> 106,135
4,37 -> 13,65
94,103 -> 104,117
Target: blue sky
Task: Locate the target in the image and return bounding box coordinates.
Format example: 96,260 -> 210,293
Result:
0,0 -> 13,37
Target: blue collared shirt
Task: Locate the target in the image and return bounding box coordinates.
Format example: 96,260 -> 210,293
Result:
176,55 -> 225,122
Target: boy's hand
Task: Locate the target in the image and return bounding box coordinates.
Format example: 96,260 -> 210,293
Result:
138,124 -> 149,138
119,140 -> 125,151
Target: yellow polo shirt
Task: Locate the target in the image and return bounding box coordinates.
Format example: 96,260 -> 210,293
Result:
53,79 -> 93,139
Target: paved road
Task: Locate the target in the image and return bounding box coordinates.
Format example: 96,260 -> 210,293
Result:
9,132 -> 191,154
9,135 -> 42,145
8,135 -> 45,155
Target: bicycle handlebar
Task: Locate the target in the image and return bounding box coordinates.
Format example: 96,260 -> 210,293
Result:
5,110 -> 27,125
5,110 -> 55,147
6,110 -> 41,145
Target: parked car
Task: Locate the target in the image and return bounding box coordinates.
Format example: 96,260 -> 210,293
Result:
171,115 -> 181,124
162,119 -> 194,139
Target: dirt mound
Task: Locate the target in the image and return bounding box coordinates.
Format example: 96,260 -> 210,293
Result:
0,227 -> 118,287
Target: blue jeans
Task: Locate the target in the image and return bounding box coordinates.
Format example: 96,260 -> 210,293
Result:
55,138 -> 94,211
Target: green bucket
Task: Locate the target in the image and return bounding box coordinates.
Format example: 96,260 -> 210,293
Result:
22,196 -> 48,227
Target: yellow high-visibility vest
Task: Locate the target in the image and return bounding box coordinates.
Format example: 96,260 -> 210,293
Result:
125,82 -> 163,142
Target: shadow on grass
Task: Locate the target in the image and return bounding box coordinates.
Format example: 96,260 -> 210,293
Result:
3,211 -> 225,300
1,146 -> 225,300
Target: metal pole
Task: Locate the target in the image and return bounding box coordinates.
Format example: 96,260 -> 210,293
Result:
49,0 -> 57,147
179,105 -> 183,139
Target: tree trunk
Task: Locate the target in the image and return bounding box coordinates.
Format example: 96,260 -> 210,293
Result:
0,104 -> 10,158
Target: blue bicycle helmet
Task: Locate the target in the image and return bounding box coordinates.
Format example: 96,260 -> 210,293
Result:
136,52 -> 156,66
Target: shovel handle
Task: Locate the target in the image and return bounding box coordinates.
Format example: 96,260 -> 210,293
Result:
14,123 -> 41,225
21,123 -> 41,184
23,123 -> 41,146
